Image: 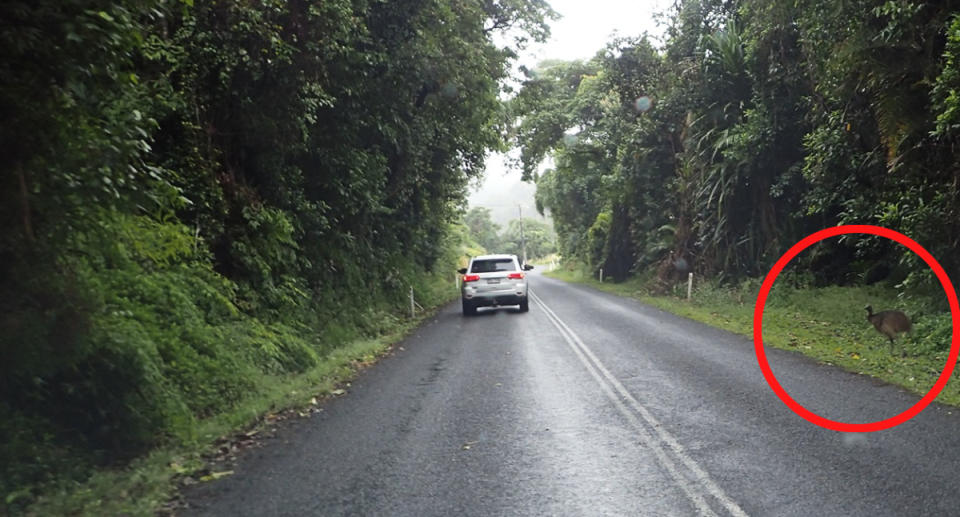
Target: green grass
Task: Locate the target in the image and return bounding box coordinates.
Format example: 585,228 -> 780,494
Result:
21,294 -> 456,516
546,268 -> 958,407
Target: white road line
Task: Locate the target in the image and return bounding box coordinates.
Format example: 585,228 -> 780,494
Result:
530,290 -> 749,517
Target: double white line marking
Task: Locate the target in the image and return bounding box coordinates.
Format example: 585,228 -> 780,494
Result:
530,290 -> 748,517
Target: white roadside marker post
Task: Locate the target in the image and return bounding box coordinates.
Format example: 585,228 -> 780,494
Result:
687,272 -> 694,300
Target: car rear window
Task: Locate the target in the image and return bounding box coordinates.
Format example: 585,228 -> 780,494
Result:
470,258 -> 517,273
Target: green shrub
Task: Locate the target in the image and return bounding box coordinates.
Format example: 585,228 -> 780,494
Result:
0,213 -> 307,499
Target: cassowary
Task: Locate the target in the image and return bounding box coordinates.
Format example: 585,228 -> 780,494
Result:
865,305 -> 912,356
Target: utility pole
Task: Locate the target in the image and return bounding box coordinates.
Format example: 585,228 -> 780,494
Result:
519,205 -> 527,265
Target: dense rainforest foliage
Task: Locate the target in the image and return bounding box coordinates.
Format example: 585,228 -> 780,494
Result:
463,206 -> 558,259
514,0 -> 960,298
0,0 -> 554,505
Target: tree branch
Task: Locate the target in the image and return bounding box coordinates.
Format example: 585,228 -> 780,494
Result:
17,164 -> 34,243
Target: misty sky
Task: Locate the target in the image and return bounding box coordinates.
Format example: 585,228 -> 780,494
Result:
525,0 -> 671,64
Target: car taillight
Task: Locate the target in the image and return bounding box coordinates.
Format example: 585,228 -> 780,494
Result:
508,272 -> 524,279
463,274 -> 480,282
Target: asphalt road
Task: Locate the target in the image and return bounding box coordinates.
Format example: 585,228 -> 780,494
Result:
183,271 -> 960,516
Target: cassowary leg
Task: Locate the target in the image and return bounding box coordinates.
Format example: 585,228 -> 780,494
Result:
890,336 -> 905,357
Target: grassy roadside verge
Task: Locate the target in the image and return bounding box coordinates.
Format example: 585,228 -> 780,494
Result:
23,294 -> 456,516
545,268 -> 959,407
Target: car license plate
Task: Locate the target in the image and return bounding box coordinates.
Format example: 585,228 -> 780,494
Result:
487,279 -> 500,284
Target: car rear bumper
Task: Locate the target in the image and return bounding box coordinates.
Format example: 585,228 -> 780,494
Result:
467,293 -> 527,307
462,284 -> 527,306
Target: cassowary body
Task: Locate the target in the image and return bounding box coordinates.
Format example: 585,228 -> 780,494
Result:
865,305 -> 912,355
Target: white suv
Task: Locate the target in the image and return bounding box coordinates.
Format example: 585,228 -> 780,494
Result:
457,254 -> 534,316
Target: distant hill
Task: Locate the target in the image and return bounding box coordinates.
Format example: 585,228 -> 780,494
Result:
467,153 -> 552,229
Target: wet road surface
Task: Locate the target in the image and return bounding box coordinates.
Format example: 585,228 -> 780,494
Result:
183,272 -> 960,516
